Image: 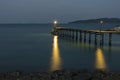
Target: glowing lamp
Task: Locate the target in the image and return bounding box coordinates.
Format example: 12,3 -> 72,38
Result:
54,20 -> 58,25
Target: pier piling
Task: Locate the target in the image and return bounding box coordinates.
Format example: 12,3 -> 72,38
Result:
84,31 -> 86,43
109,33 -> 112,46
79,31 -> 82,42
94,33 -> 97,46
89,32 -> 91,44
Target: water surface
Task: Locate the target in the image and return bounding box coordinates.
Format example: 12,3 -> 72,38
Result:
0,23 -> 120,72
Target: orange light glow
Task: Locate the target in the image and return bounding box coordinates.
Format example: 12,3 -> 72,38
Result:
95,48 -> 107,70
50,36 -> 62,71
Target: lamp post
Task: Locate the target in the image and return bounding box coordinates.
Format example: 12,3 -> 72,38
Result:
100,20 -> 104,46
53,20 -> 58,28
100,21 -> 103,32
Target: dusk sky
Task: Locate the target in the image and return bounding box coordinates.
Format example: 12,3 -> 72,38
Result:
0,0 -> 120,23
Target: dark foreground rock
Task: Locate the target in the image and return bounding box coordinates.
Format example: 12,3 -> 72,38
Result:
0,70 -> 120,80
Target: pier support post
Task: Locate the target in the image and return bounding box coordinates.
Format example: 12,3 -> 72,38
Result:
79,31 -> 82,42
63,30 -> 65,38
89,32 -> 91,44
60,30 -> 62,37
65,29 -> 67,37
64,29 -> 66,38
69,30 -> 71,38
67,29 -> 69,38
100,33 -> 104,46
58,29 -> 60,37
66,29 -> 68,39
58,29 -> 60,36
102,33 -> 104,45
63,30 -> 65,37
109,33 -> 112,46
84,31 -> 86,43
61,30 -> 63,37
70,29 -> 72,40
94,33 -> 97,46
72,30 -> 74,40
76,30 -> 78,41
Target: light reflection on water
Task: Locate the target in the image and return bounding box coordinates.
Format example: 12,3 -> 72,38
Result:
95,48 -> 107,70
50,35 -> 62,71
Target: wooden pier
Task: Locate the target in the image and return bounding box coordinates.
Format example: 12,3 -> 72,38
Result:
52,26 -> 120,47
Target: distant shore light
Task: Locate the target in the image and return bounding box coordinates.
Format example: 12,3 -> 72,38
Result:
54,20 -> 58,25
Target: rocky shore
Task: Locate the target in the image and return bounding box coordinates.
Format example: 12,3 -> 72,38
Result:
0,69 -> 120,80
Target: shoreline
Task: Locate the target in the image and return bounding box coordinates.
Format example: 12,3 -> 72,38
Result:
0,69 -> 120,80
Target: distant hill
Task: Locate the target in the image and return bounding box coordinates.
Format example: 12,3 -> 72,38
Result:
69,18 -> 120,23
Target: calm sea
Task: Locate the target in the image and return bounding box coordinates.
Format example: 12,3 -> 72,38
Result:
0,23 -> 120,72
